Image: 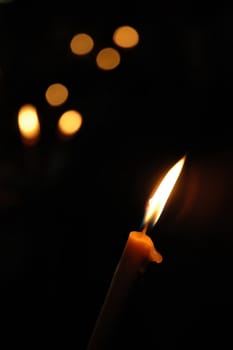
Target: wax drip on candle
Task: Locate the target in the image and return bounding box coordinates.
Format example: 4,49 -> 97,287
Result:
139,223 -> 163,264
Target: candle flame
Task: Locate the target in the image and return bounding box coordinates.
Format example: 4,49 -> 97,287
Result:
143,155 -> 186,228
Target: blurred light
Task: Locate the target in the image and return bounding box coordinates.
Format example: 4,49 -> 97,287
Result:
113,25 -> 139,48
57,110 -> 83,139
96,47 -> 121,70
17,104 -> 40,146
70,33 -> 94,56
45,83 -> 69,107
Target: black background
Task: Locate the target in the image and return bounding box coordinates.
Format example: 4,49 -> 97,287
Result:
0,0 -> 233,349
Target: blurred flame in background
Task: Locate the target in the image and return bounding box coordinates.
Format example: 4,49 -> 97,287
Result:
15,23 -> 140,147
17,104 -> 40,146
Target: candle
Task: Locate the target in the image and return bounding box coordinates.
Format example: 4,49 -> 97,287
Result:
87,155 -> 186,350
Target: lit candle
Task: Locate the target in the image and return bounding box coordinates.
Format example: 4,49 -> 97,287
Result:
87,155 -> 186,350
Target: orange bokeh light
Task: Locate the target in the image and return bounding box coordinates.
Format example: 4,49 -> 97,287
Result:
57,110 -> 83,139
113,25 -> 139,48
96,47 -> 121,70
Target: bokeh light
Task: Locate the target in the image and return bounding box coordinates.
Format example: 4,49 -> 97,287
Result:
57,110 -> 83,139
17,104 -> 40,145
96,47 -> 121,70
70,33 -> 94,56
112,25 -> 139,48
45,83 -> 69,107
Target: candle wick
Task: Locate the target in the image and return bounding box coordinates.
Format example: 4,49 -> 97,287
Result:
142,224 -> 148,235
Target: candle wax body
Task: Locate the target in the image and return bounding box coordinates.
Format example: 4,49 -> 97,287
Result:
87,231 -> 162,350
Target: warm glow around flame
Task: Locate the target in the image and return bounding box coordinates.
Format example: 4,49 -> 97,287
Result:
143,156 -> 186,227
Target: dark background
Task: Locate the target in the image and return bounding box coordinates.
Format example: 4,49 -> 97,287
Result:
0,0 -> 233,349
